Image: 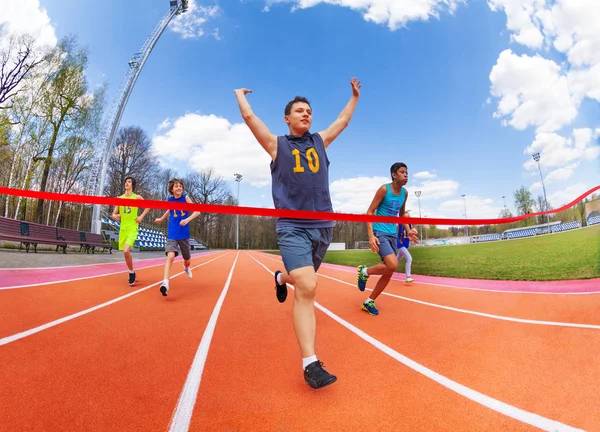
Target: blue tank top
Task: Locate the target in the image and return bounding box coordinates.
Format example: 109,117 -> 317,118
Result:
168,194 -> 190,240
397,224 -> 413,249
372,184 -> 406,235
271,132 -> 333,229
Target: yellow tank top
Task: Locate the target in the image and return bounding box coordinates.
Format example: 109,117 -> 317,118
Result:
119,192 -> 139,228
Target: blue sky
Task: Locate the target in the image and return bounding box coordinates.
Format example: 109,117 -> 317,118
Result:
6,0 -> 600,222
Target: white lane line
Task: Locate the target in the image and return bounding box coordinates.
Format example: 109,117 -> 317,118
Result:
0,252 -> 224,290
248,252 -> 584,432
260,253 -> 600,329
169,252 -> 239,432
0,254 -> 229,347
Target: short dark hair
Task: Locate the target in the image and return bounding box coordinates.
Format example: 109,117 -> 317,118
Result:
284,96 -> 311,116
125,176 -> 136,191
168,178 -> 185,195
390,162 -> 407,179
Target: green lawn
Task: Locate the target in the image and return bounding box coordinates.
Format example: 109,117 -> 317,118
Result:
266,225 -> 600,281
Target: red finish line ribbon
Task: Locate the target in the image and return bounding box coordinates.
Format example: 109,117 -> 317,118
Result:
0,185 -> 598,226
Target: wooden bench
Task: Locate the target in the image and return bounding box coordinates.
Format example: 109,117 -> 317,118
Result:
0,216 -> 32,251
26,222 -> 68,253
56,227 -> 86,253
81,232 -> 112,254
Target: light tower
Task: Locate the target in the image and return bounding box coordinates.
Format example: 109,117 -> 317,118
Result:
532,152 -> 551,234
461,194 -> 468,237
88,0 -> 188,233
234,173 -> 243,249
414,191 -> 422,244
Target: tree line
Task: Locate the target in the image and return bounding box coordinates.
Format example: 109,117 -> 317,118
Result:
0,34 -> 594,250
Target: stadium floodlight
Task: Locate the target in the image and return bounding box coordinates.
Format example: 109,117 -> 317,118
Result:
461,194 -> 469,237
414,191 -> 422,245
234,173 -> 243,249
532,152 -> 551,234
88,0 -> 188,234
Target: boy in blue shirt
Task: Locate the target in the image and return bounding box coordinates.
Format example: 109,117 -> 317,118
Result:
357,162 -> 418,315
397,210 -> 415,283
154,178 -> 201,297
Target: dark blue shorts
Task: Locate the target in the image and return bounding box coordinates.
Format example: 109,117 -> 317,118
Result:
373,230 -> 398,260
276,227 -> 333,273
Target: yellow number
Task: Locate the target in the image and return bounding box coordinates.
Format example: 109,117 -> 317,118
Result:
292,149 -> 305,173
292,148 -> 320,173
306,148 -> 319,173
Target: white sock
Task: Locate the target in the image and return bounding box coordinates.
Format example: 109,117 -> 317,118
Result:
130,270 -> 135,274
364,298 -> 373,305
162,279 -> 169,286
276,272 -> 283,285
362,267 -> 369,277
302,355 -> 318,369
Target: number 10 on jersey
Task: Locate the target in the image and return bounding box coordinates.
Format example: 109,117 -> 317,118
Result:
292,148 -> 320,173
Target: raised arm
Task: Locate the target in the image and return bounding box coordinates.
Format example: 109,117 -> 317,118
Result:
318,78 -> 361,148
234,88 -> 277,160
365,185 -> 387,252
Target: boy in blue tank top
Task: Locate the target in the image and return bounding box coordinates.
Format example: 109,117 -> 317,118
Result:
154,178 -> 200,297
234,77 -> 361,389
357,163 -> 418,315
397,210 -> 415,283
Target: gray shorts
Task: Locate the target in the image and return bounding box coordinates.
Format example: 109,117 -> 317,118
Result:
276,226 -> 333,273
374,230 -> 398,261
165,238 -> 191,260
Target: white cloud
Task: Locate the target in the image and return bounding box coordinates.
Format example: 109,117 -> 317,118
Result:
406,179 -> 460,200
169,1 -> 220,39
157,118 -> 171,131
548,182 -> 595,208
330,176 -> 389,213
489,49 -> 579,133
489,0 -> 600,131
413,171 -> 437,180
487,0 -> 545,49
545,163 -> 578,183
522,128 -> 600,171
266,0 -> 465,30
438,196 -> 502,219
329,175 -> 459,214
568,63 -> 600,103
152,113 -> 272,187
0,0 -> 57,50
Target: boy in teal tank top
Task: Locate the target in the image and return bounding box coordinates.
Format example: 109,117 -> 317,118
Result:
357,163 -> 418,315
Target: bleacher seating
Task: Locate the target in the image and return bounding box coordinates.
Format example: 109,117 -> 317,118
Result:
587,216 -> 600,226
471,234 -> 501,243
102,218 -> 167,251
507,229 -> 537,239
551,221 -> 581,232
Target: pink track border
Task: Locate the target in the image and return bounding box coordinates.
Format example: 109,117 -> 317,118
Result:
318,262 -> 600,294
0,251 -> 218,289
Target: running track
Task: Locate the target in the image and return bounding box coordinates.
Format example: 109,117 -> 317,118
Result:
1,251 -> 599,431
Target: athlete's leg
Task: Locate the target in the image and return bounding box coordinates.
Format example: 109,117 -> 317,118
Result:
368,253 -> 398,301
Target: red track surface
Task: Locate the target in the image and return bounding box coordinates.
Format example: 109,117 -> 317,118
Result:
1,251 -> 597,431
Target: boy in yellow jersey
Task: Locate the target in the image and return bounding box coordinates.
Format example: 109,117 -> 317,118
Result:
111,177 -> 150,286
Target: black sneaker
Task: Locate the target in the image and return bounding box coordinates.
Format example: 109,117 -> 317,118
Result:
274,270 -> 287,303
304,360 -> 337,389
160,284 -> 169,297
128,272 -> 136,286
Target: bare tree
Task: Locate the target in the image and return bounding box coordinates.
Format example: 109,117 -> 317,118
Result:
0,33 -> 47,109
105,126 -> 159,198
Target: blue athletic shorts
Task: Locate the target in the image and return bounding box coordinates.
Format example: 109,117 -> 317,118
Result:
374,230 -> 398,261
276,227 -> 333,273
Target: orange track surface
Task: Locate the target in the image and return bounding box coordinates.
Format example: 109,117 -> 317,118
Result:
0,251 -> 596,431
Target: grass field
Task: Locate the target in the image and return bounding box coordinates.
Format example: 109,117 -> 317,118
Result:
267,225 -> 600,281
